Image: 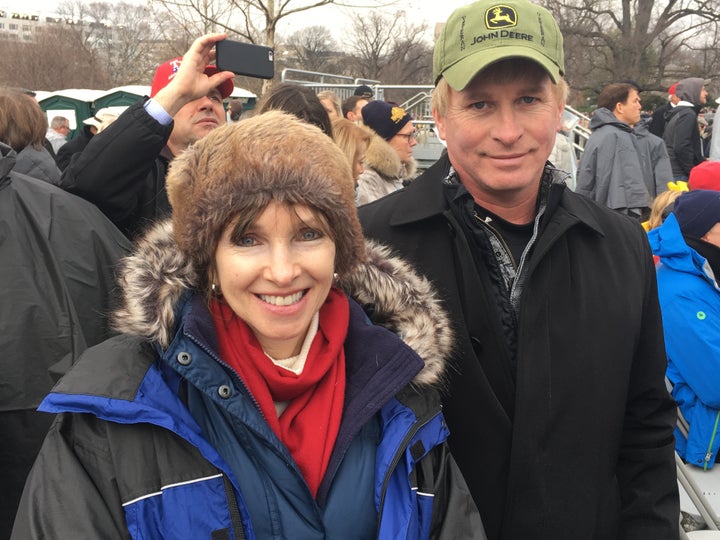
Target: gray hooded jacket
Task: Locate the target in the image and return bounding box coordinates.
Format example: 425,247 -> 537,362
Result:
576,107 -> 651,212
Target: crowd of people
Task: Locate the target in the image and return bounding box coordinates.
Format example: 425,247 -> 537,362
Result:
11,0 -> 720,536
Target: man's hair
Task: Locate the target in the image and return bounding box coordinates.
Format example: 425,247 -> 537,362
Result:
596,83 -> 634,112
50,116 -> 69,130
0,88 -> 48,151
432,58 -> 568,117
341,95 -> 367,118
256,83 -> 333,137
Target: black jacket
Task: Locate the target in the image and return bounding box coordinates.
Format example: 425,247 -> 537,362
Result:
663,105 -> 704,178
55,125 -> 94,171
0,142 -> 131,410
649,102 -> 672,138
359,154 -> 679,540
58,100 -> 173,238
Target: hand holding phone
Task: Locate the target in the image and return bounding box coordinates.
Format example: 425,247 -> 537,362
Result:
216,39 -> 275,80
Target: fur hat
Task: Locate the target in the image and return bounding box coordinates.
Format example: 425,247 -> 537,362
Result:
166,110 -> 365,289
673,189 -> 720,240
361,101 -> 412,141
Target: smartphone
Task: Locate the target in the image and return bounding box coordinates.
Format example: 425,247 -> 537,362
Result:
216,39 -> 275,80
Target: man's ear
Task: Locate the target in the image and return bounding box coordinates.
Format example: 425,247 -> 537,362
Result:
433,108 -> 447,141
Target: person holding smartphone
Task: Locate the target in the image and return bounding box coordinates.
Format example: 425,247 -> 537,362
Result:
57,33 -> 235,239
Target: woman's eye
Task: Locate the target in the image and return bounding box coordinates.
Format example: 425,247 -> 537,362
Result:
237,236 -> 256,247
300,229 -> 322,241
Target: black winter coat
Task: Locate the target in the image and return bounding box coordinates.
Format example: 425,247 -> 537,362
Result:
358,155 -> 679,540
58,99 -> 173,238
663,105 -> 704,178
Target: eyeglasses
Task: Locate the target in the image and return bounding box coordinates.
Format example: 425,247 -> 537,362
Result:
394,131 -> 417,143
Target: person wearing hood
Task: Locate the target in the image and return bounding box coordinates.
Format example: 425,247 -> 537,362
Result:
0,141 -> 131,538
576,82 -> 654,218
648,189 -> 720,470
356,100 -> 418,205
663,77 -> 708,180
12,111 -> 485,539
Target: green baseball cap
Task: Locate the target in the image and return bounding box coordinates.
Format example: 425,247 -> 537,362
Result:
433,0 -> 565,90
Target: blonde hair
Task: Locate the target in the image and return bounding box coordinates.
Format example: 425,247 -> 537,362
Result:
431,59 -> 569,117
331,118 -> 371,181
318,90 -> 342,118
646,190 -> 683,231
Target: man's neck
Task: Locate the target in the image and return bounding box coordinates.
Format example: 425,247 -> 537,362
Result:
465,189 -> 538,224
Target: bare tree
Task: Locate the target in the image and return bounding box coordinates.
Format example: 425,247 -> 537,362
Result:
148,0 -> 386,92
544,0 -> 720,95
347,10 -> 432,83
0,24 -> 106,90
284,25 -> 336,72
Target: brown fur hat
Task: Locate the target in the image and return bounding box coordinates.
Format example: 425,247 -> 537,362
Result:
166,110 -> 365,290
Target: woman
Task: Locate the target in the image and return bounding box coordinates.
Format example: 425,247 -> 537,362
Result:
355,100 -> 417,206
332,117 -> 371,186
0,88 -> 61,184
256,82 -> 333,137
12,111 -> 485,539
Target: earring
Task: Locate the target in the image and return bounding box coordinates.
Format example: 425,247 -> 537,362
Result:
211,283 -> 221,295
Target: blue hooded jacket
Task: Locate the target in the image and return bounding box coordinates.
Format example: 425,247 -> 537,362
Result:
649,213 -> 720,469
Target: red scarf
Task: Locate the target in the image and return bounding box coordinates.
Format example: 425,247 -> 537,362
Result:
210,288 -> 348,497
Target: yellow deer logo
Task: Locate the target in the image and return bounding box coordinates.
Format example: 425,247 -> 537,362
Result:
486,5 -> 517,28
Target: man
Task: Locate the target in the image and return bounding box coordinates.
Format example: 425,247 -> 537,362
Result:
44,115 -> 70,154
58,34 -> 234,238
341,95 -> 369,123
664,77 -> 708,181
353,84 -> 374,99
649,190 -> 720,470
359,0 -> 679,538
576,82 -> 668,218
649,83 -> 679,138
55,107 -> 124,171
356,100 -> 417,205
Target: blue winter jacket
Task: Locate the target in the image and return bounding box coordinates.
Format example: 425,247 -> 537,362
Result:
649,213 -> 720,469
11,222 -> 486,540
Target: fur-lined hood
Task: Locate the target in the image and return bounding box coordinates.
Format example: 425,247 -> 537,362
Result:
364,131 -> 417,181
114,221 -> 452,386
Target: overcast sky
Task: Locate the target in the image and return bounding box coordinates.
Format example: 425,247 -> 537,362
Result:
2,0 -> 469,41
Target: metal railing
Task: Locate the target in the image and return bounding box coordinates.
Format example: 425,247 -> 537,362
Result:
283,68 -> 593,175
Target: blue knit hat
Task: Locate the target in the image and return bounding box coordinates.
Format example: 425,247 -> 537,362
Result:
673,190 -> 720,239
360,101 -> 412,141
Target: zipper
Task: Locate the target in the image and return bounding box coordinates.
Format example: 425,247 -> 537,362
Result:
183,332 -> 318,501
182,331 -> 322,529
704,410 -> 720,470
375,408 -> 442,536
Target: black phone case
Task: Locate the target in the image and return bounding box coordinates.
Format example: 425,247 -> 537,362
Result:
216,40 -> 275,80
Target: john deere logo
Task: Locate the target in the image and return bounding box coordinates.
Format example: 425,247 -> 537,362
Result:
486,5 -> 517,28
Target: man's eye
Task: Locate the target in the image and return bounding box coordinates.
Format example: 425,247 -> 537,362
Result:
521,96 -> 537,104
472,102 -> 486,110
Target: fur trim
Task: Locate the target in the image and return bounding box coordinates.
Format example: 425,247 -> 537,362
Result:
364,132 -> 417,181
113,221 -> 451,385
